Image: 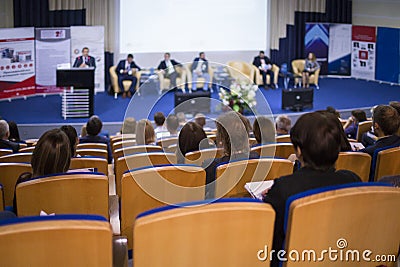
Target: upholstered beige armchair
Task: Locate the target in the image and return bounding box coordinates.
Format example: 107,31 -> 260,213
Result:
157,66 -> 187,93
109,66 -> 142,99
253,64 -> 280,86
226,61 -> 255,83
291,59 -> 320,89
186,63 -> 214,92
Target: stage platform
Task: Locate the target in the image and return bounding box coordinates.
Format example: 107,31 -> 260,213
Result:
0,77 -> 398,139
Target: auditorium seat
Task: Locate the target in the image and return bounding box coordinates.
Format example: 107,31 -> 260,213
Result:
121,165 -> 206,251
186,63 -> 214,92
0,214 -> 113,266
215,158 -> 293,198
249,137 -> 258,146
0,149 -> 13,157
284,183 -> 400,267
16,172 -> 109,219
291,59 -> 320,89
77,142 -> 108,151
70,157 -> 109,176
253,63 -> 280,87
356,120 -> 373,142
112,139 -> 137,152
113,145 -> 163,164
114,152 -> 176,196
110,134 -> 136,150
251,143 -> 295,159
157,65 -> 187,93
184,148 -> 225,166
335,152 -> 371,182
0,163 -> 32,208
275,134 -> 291,143
227,61 -> 255,82
109,65 -> 142,99
24,139 -> 38,147
0,185 -> 4,211
133,199 -> 275,267
156,137 -> 178,149
18,146 -> 35,153
374,146 -> 400,181
0,152 -> 32,163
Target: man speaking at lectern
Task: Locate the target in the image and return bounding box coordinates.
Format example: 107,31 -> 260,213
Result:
73,47 -> 96,69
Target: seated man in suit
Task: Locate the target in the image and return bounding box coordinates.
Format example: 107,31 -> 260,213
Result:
190,52 -> 211,93
253,50 -> 275,89
0,120 -> 20,153
79,115 -> 112,164
73,47 -> 96,69
157,52 -> 182,90
116,54 -> 141,98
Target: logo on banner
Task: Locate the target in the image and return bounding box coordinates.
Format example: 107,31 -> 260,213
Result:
359,51 -> 368,60
40,30 -> 66,39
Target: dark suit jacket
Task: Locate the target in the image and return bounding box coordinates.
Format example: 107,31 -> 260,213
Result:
79,135 -> 112,163
252,55 -> 272,68
157,59 -> 181,71
73,55 -> 96,68
360,135 -> 400,157
0,139 -> 20,153
191,57 -> 209,73
116,60 -> 141,76
263,167 -> 361,267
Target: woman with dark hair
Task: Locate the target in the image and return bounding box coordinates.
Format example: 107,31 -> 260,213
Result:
60,125 -> 78,157
253,116 -> 275,145
8,121 -> 25,143
136,119 -> 156,145
343,109 -> 367,140
262,111 -> 361,267
176,122 -> 208,164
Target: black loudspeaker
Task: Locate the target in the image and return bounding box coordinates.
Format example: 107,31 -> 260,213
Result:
174,91 -> 211,114
282,88 -> 314,111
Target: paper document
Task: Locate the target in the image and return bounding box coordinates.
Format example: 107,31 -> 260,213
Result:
244,180 -> 274,200
350,142 -> 365,151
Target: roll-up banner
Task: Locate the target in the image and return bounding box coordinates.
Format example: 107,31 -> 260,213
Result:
351,26 -> 376,80
328,24 -> 352,75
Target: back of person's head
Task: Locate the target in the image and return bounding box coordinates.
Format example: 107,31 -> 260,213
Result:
0,120 -> 9,139
326,106 -> 340,118
275,115 -> 291,134
194,113 -> 206,128
60,125 -> 78,157
373,105 -> 400,136
8,121 -> 21,142
238,113 -> 252,135
178,122 -> 208,156
351,109 -> 367,123
290,111 -> 342,171
166,115 -> 179,134
216,111 -> 249,156
317,110 -> 351,152
86,115 -> 103,136
253,116 -> 275,144
121,117 -> 136,134
176,112 -> 186,125
389,101 -> 400,116
136,119 -> 155,145
80,125 -> 87,137
154,112 -> 166,126
32,129 -> 71,177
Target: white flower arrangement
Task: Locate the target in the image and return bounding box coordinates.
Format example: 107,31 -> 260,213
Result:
218,80 -> 258,113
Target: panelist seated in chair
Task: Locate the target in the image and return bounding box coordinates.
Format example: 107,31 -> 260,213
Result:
157,52 -> 182,90
191,52 -> 211,92
252,50 -> 276,89
116,54 -> 141,98
302,52 -> 320,88
73,47 -> 96,69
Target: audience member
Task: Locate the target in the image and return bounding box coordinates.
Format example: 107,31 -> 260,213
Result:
190,52 -> 211,92
80,125 -> 87,138
389,101 -> 400,134
0,120 -> 20,153
238,113 -> 252,135
60,125 -> 79,157
136,119 -> 156,145
79,115 -> 112,163
154,112 -> 168,138
253,116 -> 275,145
302,52 -> 320,88
360,105 -> 400,156
8,121 -> 25,144
176,112 -> 187,130
361,105 -> 378,147
204,111 -> 259,198
325,106 -> 340,118
343,109 -> 367,139
252,50 -> 276,89
120,117 -> 136,135
195,113 -> 213,131
116,54 -> 141,98
275,115 -> 291,135
177,122 -> 208,164
157,52 -> 182,90
165,115 -> 179,137
262,111 -> 361,267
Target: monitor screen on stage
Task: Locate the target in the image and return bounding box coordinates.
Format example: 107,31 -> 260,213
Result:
119,0 -> 268,54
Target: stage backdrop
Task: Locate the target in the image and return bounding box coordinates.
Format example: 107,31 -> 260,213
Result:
376,27 -> 400,84
70,26 -> 104,92
305,23 -> 329,75
35,28 -> 71,94
351,26 -> 376,80
0,27 -> 35,99
328,24 -> 352,75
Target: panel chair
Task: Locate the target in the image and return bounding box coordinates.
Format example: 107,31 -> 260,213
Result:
76,149 -> 108,160
0,214 -> 113,267
77,143 -> 108,151
134,199 -> 275,267
18,146 -> 35,153
251,143 -> 295,159
215,158 -> 293,198
356,120 -> 373,142
112,140 -> 137,152
70,157 -> 109,176
283,184 -> 400,267
109,65 -> 142,99
185,148 -> 225,166
335,152 -> 371,182
0,152 -> 32,163
291,59 -> 320,89
115,152 -> 177,197
0,149 -> 13,157
157,65 -> 187,93
16,172 -> 109,219
0,163 -> 32,208
275,134 -> 291,143
374,146 -> 400,181
227,61 -> 255,82
186,63 -> 214,93
253,63 -> 280,87
121,165 -> 206,251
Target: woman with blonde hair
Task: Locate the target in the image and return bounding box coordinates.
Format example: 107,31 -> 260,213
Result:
302,52 -> 320,88
135,119 -> 156,145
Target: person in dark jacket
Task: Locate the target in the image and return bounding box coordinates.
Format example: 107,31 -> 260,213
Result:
116,54 -> 141,98
0,120 -> 19,153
